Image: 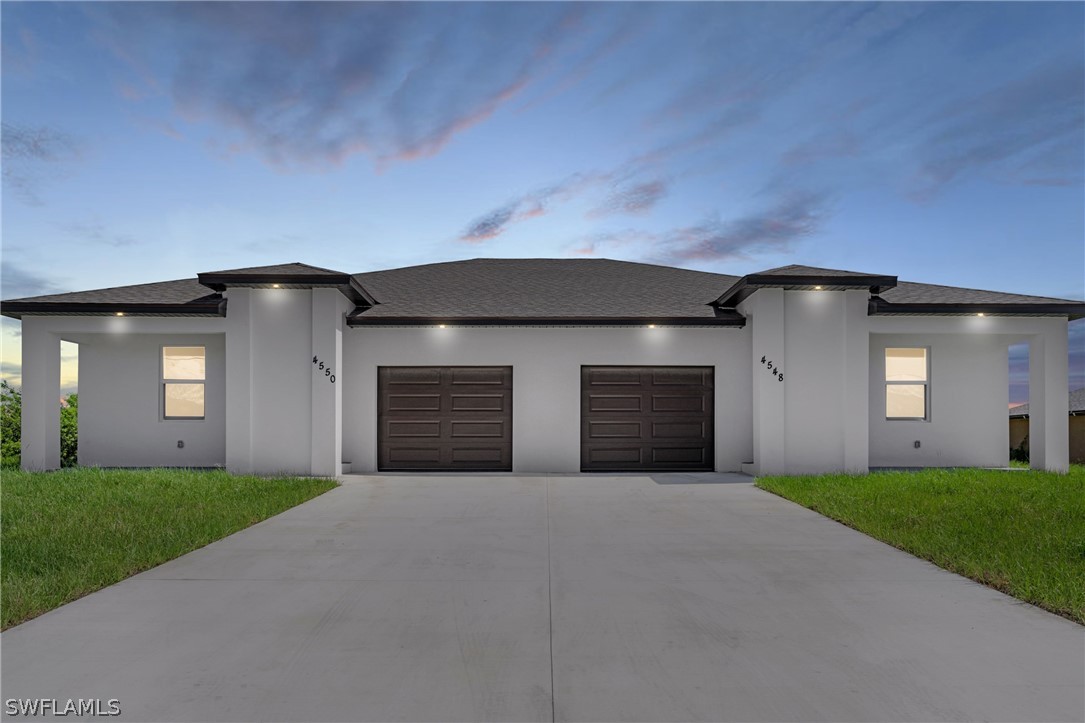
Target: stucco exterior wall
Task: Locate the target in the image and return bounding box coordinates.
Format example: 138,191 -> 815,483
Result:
869,333 -> 1008,468
78,333 -> 226,467
342,326 -> 753,473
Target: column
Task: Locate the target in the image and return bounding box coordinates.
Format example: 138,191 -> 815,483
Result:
842,289 -> 870,473
20,320 -> 61,470
1029,328 -> 1069,472
225,288 -> 254,473
310,288 -> 343,477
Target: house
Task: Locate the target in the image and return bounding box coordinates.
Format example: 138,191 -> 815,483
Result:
3,259 -> 1082,475
1010,387 -> 1085,464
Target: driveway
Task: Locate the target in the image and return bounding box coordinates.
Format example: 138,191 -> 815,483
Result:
2,474 -> 1082,722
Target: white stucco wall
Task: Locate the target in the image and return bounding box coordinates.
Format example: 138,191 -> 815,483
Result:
868,333 -> 1009,468
78,333 -> 226,467
342,326 -> 753,473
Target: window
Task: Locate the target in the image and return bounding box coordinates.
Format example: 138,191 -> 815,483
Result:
885,347 -> 928,420
163,346 -> 205,419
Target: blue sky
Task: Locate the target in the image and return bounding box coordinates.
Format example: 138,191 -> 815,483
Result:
1,2 -> 1082,401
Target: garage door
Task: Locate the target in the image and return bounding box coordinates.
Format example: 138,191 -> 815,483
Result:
581,366 -> 714,472
378,366 -> 512,471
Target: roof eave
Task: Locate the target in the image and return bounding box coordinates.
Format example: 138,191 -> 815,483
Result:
868,297 -> 1085,320
0,299 -> 228,320
196,271 -> 378,306
714,274 -> 898,307
346,313 -> 746,328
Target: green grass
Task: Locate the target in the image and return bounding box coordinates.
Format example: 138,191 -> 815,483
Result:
1,468 -> 336,629
757,467 -> 1085,624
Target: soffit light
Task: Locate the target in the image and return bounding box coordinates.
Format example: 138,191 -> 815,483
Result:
977,313 -> 985,317
814,285 -> 823,290
115,312 -> 124,317
272,284 -> 281,288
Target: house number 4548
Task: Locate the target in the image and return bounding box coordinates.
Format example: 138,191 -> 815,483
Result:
760,355 -> 783,382
312,356 -> 336,384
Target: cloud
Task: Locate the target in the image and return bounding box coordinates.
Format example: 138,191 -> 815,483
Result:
1,262 -> 65,299
1,123 -> 82,204
911,59 -> 1085,198
64,220 -> 139,248
93,3 -> 582,169
459,171 -> 610,243
589,180 -> 668,217
657,192 -> 829,263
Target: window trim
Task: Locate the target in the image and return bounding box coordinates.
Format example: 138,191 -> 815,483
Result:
161,345 -> 206,421
885,346 -> 930,421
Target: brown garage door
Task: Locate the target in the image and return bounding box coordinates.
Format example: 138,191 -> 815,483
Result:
378,366 -> 512,471
581,366 -> 713,472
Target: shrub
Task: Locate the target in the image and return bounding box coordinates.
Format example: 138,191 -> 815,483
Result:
0,382 -> 78,468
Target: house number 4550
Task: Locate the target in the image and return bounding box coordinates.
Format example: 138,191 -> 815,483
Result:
760,355 -> 783,382
312,356 -> 336,384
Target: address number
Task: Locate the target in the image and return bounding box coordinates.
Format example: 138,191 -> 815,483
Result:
760,355 -> 784,382
312,356 -> 336,384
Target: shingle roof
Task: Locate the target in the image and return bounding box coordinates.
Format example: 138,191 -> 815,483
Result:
881,281 -> 1077,306
1010,388 -> 1085,417
198,262 -> 347,276
2,278 -> 222,311
755,264 -> 886,277
2,257 -> 1082,322
351,258 -> 740,323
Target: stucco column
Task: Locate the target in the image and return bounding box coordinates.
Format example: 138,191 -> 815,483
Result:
224,288 -> 254,473
310,288 -> 343,477
745,288 -> 786,476
1029,327 -> 1069,472
842,290 -> 870,472
20,319 -> 61,470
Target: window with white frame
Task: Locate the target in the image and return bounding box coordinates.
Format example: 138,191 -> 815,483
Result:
885,347 -> 928,420
163,346 -> 205,419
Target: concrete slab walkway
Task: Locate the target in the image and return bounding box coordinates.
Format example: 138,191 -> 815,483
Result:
2,474 -> 1082,722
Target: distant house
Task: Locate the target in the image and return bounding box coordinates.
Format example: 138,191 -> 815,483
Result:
1010,388 -> 1085,464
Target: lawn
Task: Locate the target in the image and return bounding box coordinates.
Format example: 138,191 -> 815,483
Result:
757,467 -> 1085,624
1,468 -> 337,629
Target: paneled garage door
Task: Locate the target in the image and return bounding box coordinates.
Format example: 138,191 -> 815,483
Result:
378,366 -> 512,471
581,366 -> 714,472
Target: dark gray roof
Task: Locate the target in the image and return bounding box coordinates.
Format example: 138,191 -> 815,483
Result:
2,278 -> 219,307
199,262 -> 347,277
755,264 -> 885,277
352,258 -> 739,321
1010,388 -> 1085,417
2,257 -> 1083,322
882,281 -> 1076,306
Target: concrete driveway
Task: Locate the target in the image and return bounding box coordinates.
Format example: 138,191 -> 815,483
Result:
2,474 -> 1082,722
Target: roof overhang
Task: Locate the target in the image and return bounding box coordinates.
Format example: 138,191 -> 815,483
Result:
0,298 -> 228,320
197,271 -> 378,307
346,310 -> 747,327
715,273 -> 898,308
868,297 -> 1085,320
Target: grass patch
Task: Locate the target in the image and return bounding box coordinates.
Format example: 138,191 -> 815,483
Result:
757,467 -> 1085,625
1,468 -> 336,629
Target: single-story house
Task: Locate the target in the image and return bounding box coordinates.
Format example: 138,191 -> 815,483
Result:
1010,387 -> 1085,464
3,259 -> 1082,475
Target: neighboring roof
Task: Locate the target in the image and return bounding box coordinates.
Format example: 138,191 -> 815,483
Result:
872,281 -> 1085,319
197,262 -> 376,306
0,278 -> 225,319
350,258 -> 744,326
714,264 -> 898,307
1010,388 -> 1085,418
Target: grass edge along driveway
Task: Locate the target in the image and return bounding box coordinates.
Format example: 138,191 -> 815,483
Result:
2,468 -> 336,629
757,467 -> 1085,625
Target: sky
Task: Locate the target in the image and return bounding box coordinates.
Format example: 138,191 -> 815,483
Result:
1,1 -> 1082,402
